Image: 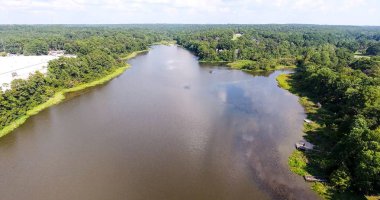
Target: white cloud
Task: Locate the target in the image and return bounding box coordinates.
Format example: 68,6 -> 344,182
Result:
0,0 -> 379,25
0,0 -> 84,11
292,0 -> 328,10
341,0 -> 366,10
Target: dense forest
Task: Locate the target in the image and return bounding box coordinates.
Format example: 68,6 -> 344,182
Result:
0,25 -> 379,197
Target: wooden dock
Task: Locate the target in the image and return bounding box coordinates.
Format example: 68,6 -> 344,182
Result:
295,141 -> 314,151
304,175 -> 327,182
304,119 -> 312,123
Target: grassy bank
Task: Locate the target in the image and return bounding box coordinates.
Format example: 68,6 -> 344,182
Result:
276,74 -> 291,90
0,49 -> 145,138
276,73 -> 376,200
198,59 -> 296,72
120,49 -> 150,60
227,60 -> 255,69
227,60 -> 296,72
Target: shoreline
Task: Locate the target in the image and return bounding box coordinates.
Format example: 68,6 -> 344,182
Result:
276,73 -> 332,198
119,41 -> 176,61
275,74 -> 377,200
0,50 -> 143,138
120,49 -> 150,61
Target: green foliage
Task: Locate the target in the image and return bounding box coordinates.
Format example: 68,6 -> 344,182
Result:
151,40 -> 177,46
276,74 -> 291,90
311,182 -> 330,199
331,165 -> 352,192
350,59 -> 380,76
0,25 -> 170,55
294,41 -> 380,195
372,56 -> 380,62
174,25 -> 380,68
227,60 -> 256,69
288,151 -> 308,176
23,40 -> 49,55
267,28 -> 380,197
366,43 -> 380,56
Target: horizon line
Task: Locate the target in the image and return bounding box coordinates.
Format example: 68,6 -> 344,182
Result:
1,23 -> 380,27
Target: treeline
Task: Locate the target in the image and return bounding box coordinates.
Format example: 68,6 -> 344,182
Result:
174,25 -> 380,71
0,25 -> 169,55
0,25 -> 167,130
294,45 -> 380,194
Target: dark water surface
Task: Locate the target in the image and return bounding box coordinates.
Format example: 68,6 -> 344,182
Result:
0,45 -> 318,200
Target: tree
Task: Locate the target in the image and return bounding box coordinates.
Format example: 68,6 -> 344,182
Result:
23,40 -> 49,55
350,59 -> 379,72
333,117 -> 380,193
330,165 -> 352,192
366,43 -> 380,56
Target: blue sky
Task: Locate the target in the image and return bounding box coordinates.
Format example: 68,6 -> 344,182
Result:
0,0 -> 379,25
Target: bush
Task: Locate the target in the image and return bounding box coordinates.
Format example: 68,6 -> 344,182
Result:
330,165 -> 352,192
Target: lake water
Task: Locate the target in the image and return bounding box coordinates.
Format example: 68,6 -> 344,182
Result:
0,45 -> 318,200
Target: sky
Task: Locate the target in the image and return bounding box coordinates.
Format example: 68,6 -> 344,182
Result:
0,0 -> 379,25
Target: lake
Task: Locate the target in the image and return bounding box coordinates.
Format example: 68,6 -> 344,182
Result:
0,45 -> 318,200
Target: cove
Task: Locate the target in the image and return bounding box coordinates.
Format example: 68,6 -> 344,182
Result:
0,45 -> 318,200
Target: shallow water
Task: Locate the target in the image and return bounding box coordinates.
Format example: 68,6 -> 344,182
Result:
0,45 -> 318,200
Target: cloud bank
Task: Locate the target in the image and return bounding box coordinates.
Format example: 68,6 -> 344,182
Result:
0,0 -> 379,25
